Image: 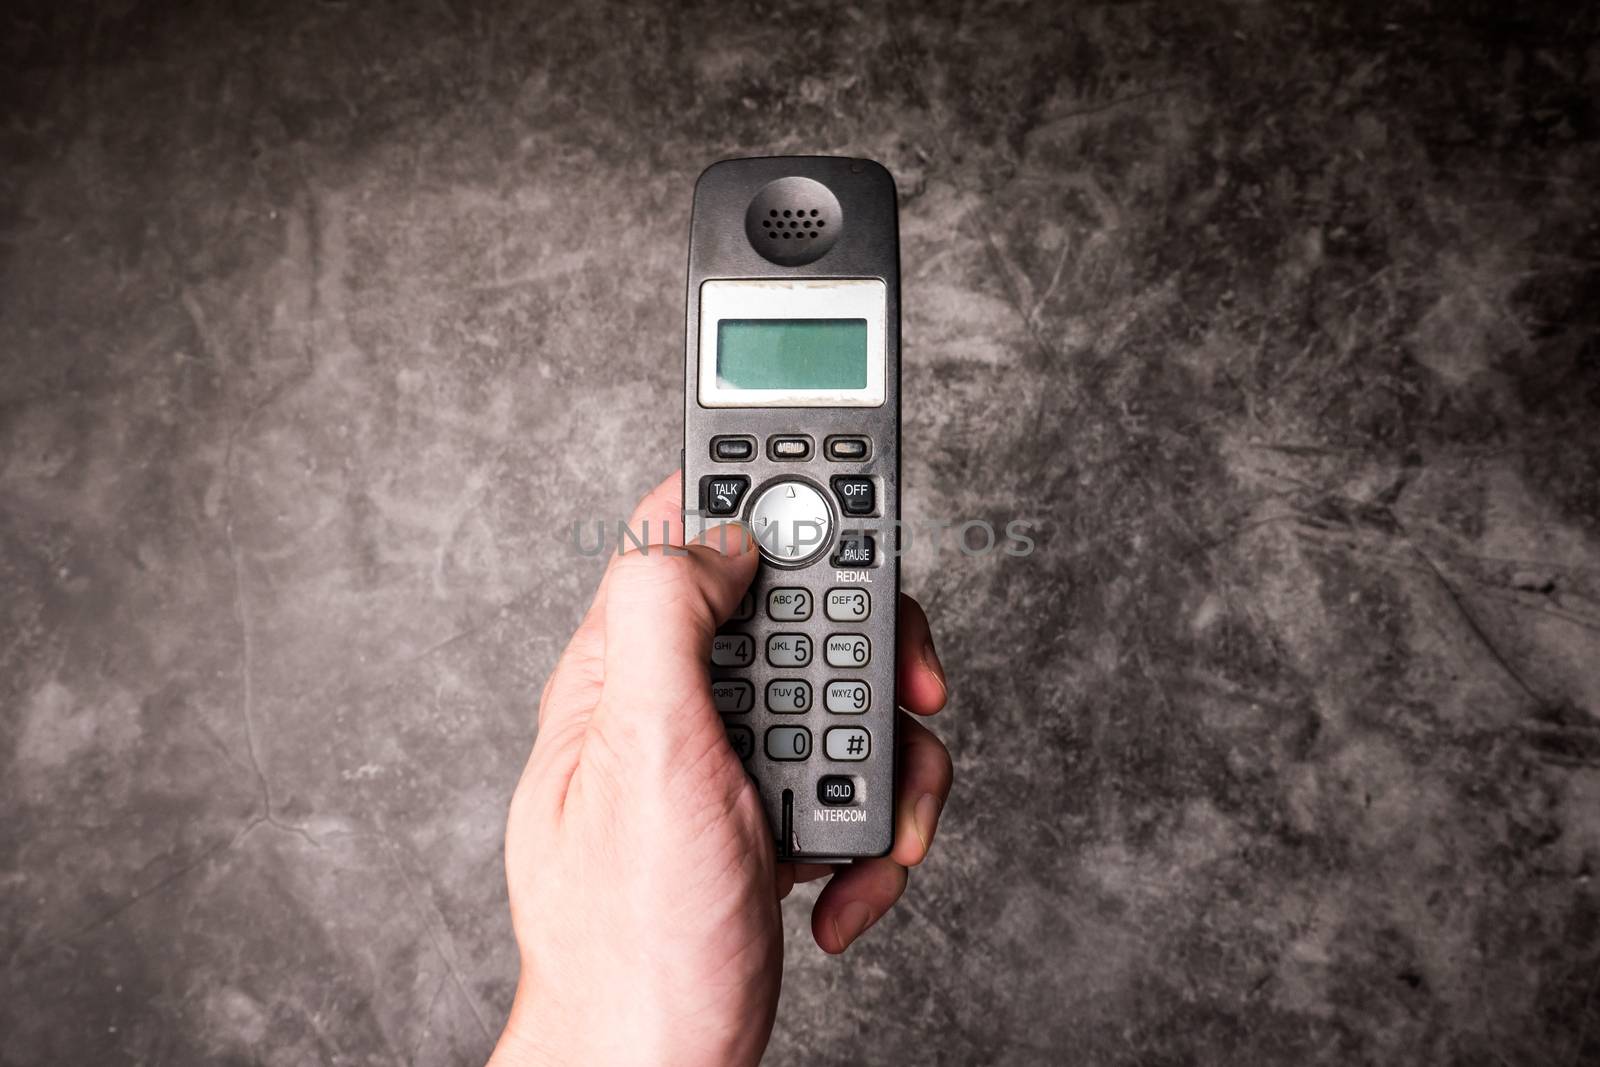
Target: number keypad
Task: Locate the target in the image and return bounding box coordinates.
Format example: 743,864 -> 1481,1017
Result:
710,562 -> 876,769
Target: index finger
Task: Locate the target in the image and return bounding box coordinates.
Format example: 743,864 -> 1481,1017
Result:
897,593 -> 947,715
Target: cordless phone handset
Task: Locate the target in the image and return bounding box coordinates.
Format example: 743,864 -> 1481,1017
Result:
684,157 -> 901,861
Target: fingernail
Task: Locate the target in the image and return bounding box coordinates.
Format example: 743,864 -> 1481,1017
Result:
913,792 -> 942,854
922,639 -> 948,701
834,901 -> 872,951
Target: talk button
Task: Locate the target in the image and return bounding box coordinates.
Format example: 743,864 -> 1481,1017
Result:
817,775 -> 857,806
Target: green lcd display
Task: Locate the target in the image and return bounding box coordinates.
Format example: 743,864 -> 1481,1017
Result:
716,319 -> 868,391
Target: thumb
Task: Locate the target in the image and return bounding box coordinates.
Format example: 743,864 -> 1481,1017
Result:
592,522 -> 759,759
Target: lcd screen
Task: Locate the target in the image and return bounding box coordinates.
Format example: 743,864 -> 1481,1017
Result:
715,319 -> 868,391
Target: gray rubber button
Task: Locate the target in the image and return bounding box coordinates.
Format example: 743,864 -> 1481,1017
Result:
766,632 -> 812,667
713,680 -> 753,714
768,436 -> 812,461
726,725 -> 754,760
824,588 -> 870,622
824,633 -> 869,668
825,437 -> 869,461
712,436 -> 754,461
824,727 -> 870,761
766,679 -> 811,713
767,587 -> 812,621
766,726 -> 812,761
824,680 -> 870,714
711,633 -> 754,666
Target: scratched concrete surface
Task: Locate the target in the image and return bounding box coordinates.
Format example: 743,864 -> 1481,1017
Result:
3,2 -> 1599,1064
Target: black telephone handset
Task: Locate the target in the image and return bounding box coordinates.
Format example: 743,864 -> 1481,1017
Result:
683,157 -> 901,861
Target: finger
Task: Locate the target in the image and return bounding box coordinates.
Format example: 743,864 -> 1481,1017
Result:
622,469 -> 694,551
897,594 -> 947,715
536,472 -> 687,730
536,594 -> 607,730
537,476 -> 694,716
811,857 -> 907,954
593,520 -> 759,757
890,712 -> 953,867
776,863 -> 795,901
779,861 -> 835,901
791,862 -> 834,884
601,527 -> 759,691
522,472 -> 706,818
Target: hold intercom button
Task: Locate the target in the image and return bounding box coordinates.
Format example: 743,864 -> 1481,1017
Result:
825,588 -> 870,622
725,725 -> 755,761
711,633 -> 754,666
824,727 -> 871,762
712,680 -> 754,714
831,477 -> 875,516
831,533 -> 876,568
766,726 -> 812,762
817,776 -> 857,805
704,476 -> 750,517
766,632 -> 812,667
712,436 -> 755,461
766,679 -> 812,713
825,437 -> 870,462
825,634 -> 871,668
768,436 -> 812,461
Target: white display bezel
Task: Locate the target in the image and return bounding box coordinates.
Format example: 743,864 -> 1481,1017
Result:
698,278 -> 887,407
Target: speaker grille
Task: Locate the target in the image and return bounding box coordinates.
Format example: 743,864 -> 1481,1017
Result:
744,177 -> 842,266
761,208 -> 826,241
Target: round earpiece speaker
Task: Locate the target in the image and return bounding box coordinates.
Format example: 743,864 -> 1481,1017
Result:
744,176 -> 843,267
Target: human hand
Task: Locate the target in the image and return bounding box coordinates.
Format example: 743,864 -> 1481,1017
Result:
488,472 -> 953,1067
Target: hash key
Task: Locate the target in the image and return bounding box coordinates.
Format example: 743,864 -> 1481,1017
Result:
824,727 -> 870,761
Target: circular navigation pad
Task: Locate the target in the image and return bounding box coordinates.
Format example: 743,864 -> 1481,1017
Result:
747,480 -> 834,565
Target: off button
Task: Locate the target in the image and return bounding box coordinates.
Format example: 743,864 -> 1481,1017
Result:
832,477 -> 875,516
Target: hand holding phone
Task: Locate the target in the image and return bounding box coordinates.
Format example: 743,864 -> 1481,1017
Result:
491,470 -> 950,1065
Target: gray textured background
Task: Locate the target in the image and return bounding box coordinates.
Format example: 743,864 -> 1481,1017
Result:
4,2 -> 1599,1064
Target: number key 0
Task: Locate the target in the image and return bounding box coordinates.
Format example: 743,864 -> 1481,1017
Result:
765,726 -> 812,761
